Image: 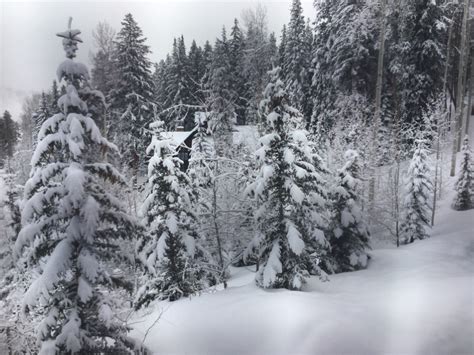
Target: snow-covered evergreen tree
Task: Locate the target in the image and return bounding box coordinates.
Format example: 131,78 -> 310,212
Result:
208,27 -> 236,157
278,24 -> 287,67
14,20 -> 138,353
230,19 -> 248,125
187,113 -> 229,282
311,0 -> 377,138
310,0 -> 337,138
400,138 -> 433,244
202,40 -> 214,78
0,110 -> 19,166
268,32 -> 278,64
398,0 -> 445,132
50,80 -> 61,114
136,120 -> 209,305
241,5 -> 273,124
283,0 -> 313,124
32,93 -> 49,150
91,22 -> 116,101
167,36 -> 194,129
110,13 -> 155,173
248,67 -> 329,290
0,171 -> 36,353
188,113 -> 214,190
0,171 -> 21,301
452,136 -> 473,211
153,56 -> 173,127
328,150 -> 370,272
188,39 -> 206,107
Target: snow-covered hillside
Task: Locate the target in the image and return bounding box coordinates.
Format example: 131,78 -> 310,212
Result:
131,182 -> 474,355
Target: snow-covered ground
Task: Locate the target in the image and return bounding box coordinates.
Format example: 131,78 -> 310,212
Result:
131,180 -> 474,355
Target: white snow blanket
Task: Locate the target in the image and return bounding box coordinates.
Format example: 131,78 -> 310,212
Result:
131,186 -> 474,354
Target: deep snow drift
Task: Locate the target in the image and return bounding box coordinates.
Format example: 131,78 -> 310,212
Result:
131,185 -> 474,355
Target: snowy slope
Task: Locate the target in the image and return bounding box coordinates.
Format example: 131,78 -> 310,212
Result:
131,182 -> 474,355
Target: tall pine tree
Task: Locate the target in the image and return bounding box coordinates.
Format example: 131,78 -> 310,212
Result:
248,67 -> 329,290
230,19 -> 248,125
14,19 -> 138,353
188,39 -> 206,107
110,13 -> 155,173
283,0 -> 313,124
32,93 -> 49,149
0,110 -> 19,166
452,135 -> 473,211
328,150 -> 370,272
208,27 -> 236,157
398,0 -> 445,132
136,120 -> 208,305
400,138 -> 433,244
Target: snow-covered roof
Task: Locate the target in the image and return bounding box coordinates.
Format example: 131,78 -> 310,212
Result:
162,125 -> 260,152
161,126 -> 197,149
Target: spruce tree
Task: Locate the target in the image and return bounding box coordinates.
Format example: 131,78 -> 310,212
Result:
14,20 -> 138,353
110,13 -> 155,173
187,112 -> 237,286
310,0 -> 337,137
398,0 -> 445,132
230,18 -> 248,125
0,110 -> 19,165
202,40 -> 214,77
91,22 -> 116,101
153,56 -> 174,128
32,93 -> 49,149
208,27 -> 236,157
311,0 -> 377,138
188,40 -> 205,106
241,8 -> 273,125
0,171 -> 36,353
136,120 -> 208,305
452,135 -> 473,211
248,67 -> 329,290
328,150 -> 370,272
283,0 -> 313,124
188,113 -> 214,190
169,36 -> 194,129
268,32 -> 278,66
50,80 -> 61,114
0,172 -> 21,301
278,25 -> 287,67
400,138 -> 433,244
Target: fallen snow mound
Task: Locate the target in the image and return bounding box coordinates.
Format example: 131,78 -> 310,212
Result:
132,189 -> 473,355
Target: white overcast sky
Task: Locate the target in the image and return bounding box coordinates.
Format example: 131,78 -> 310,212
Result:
0,0 -> 314,120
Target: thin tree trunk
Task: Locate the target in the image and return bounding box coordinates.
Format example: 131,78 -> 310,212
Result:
369,0 -> 387,206
395,158 -> 400,247
393,103 -> 401,247
443,16 -> 455,111
431,132 -> 440,226
465,53 -> 473,135
457,18 -> 471,149
450,0 -> 470,176
212,160 -> 227,288
432,16 -> 456,225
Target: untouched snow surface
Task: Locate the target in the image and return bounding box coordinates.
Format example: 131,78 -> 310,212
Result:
131,186 -> 474,355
